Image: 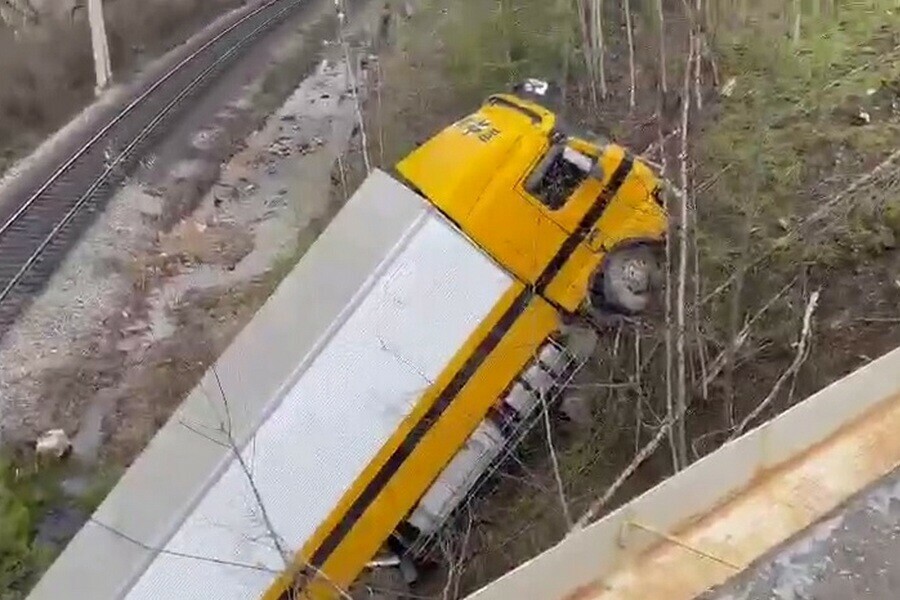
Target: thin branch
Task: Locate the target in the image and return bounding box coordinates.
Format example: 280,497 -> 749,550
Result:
567,381 -> 637,390
572,397 -> 689,530
640,127 -> 680,160
822,42 -> 900,92
213,369 -> 290,565
90,518 -> 279,574
210,367 -> 353,599
374,59 -> 385,166
728,290 -> 820,440
541,391 -> 573,528
702,277 -> 797,389
178,419 -> 229,449
633,326 -> 643,455
336,154 -> 348,201
702,146 -> 900,306
438,509 -> 473,600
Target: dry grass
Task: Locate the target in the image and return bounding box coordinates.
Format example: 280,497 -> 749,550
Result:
104,0 -> 245,73
0,25 -> 94,170
0,0 -> 244,174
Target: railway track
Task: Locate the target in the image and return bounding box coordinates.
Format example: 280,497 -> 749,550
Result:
0,0 -> 304,338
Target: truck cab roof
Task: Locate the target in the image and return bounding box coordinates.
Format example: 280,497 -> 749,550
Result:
396,94 -> 556,225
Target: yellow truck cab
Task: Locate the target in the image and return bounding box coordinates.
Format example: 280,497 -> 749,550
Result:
397,91 -> 667,315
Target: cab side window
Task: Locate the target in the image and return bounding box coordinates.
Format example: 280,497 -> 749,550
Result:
525,145 -> 594,210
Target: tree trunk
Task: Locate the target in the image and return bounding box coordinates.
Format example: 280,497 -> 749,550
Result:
594,0 -> 607,99
624,0 -> 636,109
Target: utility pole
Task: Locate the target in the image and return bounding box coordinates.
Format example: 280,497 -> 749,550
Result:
87,0 -> 112,94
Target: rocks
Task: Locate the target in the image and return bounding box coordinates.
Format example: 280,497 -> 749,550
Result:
267,137 -> 294,158
35,429 -> 72,460
852,109 -> 872,126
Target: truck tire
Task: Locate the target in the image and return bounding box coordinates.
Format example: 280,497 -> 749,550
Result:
590,245 -> 660,315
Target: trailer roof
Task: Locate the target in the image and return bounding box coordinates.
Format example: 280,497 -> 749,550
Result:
28,170 -> 513,600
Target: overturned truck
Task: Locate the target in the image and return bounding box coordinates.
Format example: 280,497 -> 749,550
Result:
28,89 -> 667,599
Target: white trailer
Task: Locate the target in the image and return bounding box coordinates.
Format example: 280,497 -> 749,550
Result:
28,170 -> 588,599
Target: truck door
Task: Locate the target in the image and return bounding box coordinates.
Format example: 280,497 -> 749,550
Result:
466,137 -> 570,284
516,143 -> 630,311
519,142 -> 625,239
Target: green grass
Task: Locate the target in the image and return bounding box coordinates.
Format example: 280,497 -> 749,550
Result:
0,453 -> 124,600
699,1 -> 900,234
693,0 -> 900,334
0,457 -> 61,600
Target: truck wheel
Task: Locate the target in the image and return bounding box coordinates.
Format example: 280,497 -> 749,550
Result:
590,245 -> 659,315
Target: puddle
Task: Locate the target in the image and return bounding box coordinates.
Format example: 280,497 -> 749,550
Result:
35,506 -> 89,551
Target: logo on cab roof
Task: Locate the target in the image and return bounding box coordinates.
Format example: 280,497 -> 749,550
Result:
455,115 -> 500,143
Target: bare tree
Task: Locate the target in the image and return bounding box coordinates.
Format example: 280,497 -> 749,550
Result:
574,0 -> 599,108
654,0 -> 680,472
623,0 -> 637,109
335,0 -> 371,174
673,12 -> 694,469
659,140 -> 678,472
657,0 -> 668,95
592,0 -> 608,99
